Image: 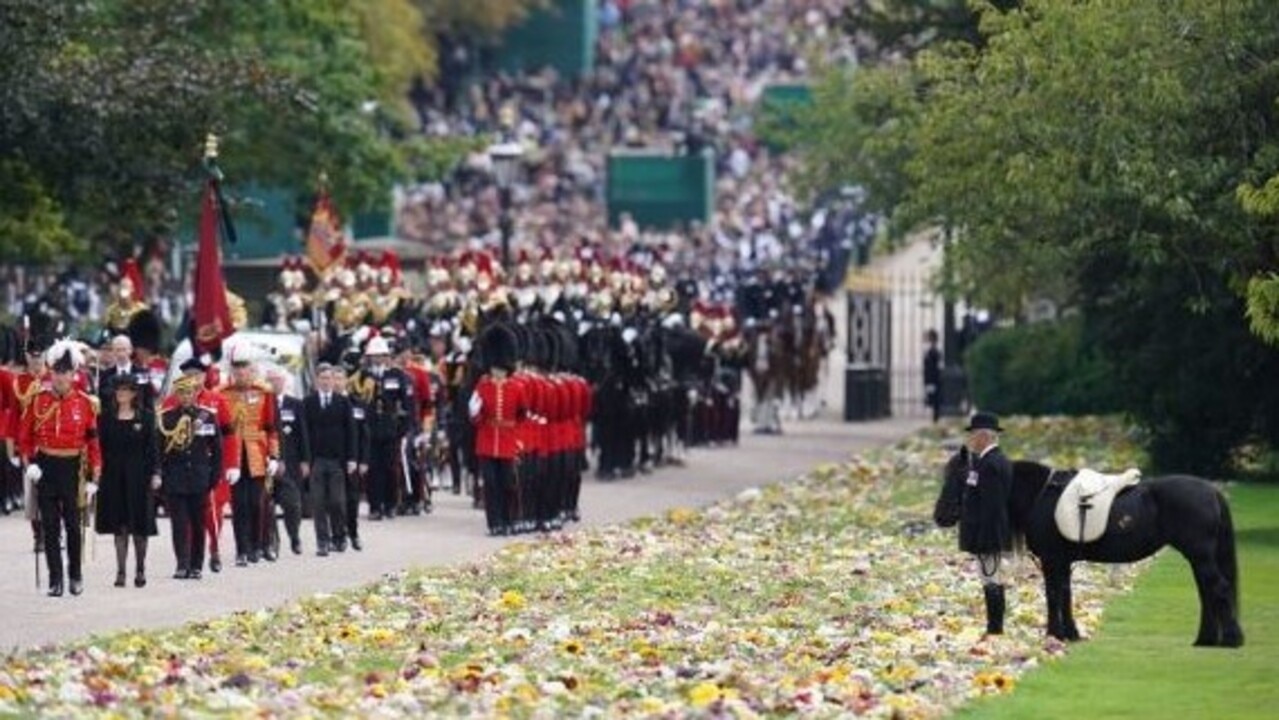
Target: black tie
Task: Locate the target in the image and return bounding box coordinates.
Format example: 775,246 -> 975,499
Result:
322,394 -> 329,409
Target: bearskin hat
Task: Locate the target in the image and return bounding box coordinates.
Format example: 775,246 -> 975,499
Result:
126,308 -> 163,354
479,322 -> 518,373
541,327 -> 561,371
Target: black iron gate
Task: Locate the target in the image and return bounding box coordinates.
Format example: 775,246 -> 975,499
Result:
845,269 -> 968,421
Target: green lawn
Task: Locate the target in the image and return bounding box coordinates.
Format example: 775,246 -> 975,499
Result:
959,484 -> 1279,720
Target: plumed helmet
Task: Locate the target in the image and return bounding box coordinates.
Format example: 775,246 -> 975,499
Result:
46,338 -> 85,373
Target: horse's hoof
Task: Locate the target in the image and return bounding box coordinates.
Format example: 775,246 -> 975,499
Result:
1193,638 -> 1216,647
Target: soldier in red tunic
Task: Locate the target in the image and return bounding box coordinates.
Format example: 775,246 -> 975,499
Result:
470,323 -> 527,536
18,340 -> 102,597
11,343 -> 50,551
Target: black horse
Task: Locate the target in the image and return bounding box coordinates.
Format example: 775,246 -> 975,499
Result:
935,449 -> 1243,647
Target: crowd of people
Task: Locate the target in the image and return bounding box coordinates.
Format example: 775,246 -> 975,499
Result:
0,0 -> 868,597
399,0 -> 861,281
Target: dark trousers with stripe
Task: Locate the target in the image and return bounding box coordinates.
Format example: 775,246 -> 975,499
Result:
37,454 -> 82,585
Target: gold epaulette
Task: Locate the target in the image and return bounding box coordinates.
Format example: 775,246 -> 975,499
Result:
79,390 -> 101,416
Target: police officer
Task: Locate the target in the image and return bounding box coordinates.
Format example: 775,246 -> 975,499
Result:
348,336 -> 418,521
158,372 -> 223,580
18,340 -> 102,597
960,412 -> 1015,637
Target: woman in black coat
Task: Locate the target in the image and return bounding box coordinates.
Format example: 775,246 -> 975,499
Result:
94,374 -> 160,587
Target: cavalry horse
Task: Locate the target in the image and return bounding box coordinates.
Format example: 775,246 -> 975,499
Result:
743,317 -> 788,434
935,449 -> 1243,647
782,294 -> 835,420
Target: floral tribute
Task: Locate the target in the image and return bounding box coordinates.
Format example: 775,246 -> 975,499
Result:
1,417 -> 1146,718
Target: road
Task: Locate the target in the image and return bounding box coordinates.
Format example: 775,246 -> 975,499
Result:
0,414 -> 923,651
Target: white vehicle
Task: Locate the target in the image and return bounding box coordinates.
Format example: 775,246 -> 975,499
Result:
163,330 -> 314,397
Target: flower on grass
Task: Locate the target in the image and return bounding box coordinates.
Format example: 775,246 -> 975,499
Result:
499,590 -> 527,611
974,671 -> 1017,694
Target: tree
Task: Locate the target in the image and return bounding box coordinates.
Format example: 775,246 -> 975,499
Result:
797,0 -> 1279,473
0,0 -> 544,260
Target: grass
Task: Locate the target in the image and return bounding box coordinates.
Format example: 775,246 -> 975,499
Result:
958,483 -> 1279,720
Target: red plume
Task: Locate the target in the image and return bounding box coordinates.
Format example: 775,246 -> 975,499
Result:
123,257 -> 146,297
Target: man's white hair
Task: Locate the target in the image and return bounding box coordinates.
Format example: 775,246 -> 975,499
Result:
111,335 -> 133,348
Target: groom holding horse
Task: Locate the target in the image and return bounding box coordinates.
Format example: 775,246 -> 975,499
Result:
959,412 -> 1015,637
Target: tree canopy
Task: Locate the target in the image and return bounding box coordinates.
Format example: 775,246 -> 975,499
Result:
0,0 -> 536,259
796,0 -> 1279,472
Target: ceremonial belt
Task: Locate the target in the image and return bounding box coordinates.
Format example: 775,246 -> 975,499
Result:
38,447 -> 82,458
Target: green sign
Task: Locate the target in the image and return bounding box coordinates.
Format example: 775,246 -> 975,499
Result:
758,83 -> 813,151
606,152 -> 714,230
498,0 -> 597,78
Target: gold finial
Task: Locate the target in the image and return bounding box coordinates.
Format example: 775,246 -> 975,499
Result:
204,133 -> 220,160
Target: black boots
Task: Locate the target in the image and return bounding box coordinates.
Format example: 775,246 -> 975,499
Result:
984,584 -> 1006,635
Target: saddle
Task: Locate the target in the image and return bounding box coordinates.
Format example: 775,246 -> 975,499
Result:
1053,468 -> 1142,543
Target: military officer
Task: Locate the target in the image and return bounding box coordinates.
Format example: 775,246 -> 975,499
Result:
348,336 -> 418,521
220,351 -> 280,566
267,369 -> 309,556
18,340 -> 102,597
158,372 -> 223,580
162,359 -> 240,573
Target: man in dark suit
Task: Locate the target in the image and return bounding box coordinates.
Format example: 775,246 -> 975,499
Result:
959,411 -> 1015,637
97,335 -> 156,410
303,363 -> 357,556
268,370 -> 309,556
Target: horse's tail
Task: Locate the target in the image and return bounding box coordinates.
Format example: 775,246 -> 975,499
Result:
1217,492 -> 1240,618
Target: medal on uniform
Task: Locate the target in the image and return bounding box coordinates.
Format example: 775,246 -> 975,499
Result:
966,471 -> 979,487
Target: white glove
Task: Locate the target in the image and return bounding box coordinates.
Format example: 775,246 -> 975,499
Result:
150,475 -> 162,492
8,456 -> 19,469
346,461 -> 357,475
414,434 -> 429,449
24,464 -> 42,484
358,463 -> 368,476
267,458 -> 281,477
226,469 -> 241,486
85,482 -> 99,501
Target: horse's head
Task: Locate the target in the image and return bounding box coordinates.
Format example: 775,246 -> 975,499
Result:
933,446 -> 970,528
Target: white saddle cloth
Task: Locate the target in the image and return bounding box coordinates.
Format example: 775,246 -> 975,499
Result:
1054,468 -> 1142,543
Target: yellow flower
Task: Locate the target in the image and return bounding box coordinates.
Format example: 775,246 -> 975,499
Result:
668,507 -> 699,525
367,682 -> 388,699
689,682 -> 722,708
560,639 -> 585,656
974,671 -> 1017,694
366,628 -> 396,647
499,590 -> 527,611
639,696 -> 666,713
0,685 -> 15,701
